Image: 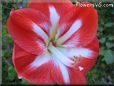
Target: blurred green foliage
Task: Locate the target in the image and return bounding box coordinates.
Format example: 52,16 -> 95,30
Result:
87,2 -> 114,84
2,1 -> 114,85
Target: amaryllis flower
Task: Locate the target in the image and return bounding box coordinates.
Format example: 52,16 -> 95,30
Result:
7,0 -> 99,85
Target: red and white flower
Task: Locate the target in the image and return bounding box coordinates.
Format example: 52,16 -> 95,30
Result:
7,0 -> 99,84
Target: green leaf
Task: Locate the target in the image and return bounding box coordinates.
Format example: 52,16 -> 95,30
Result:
100,38 -> 106,44
109,36 -> 114,41
105,23 -> 114,27
98,27 -> 104,32
106,42 -> 114,48
8,66 -> 16,81
104,50 -> 114,64
112,11 -> 114,14
99,47 -> 106,56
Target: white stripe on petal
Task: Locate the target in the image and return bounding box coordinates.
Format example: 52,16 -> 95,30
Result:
49,6 -> 60,27
48,45 -> 74,67
30,52 -> 50,68
56,24 -> 66,39
32,23 -> 49,42
57,59 -> 70,84
57,47 -> 93,58
41,22 -> 50,32
51,54 -> 70,84
57,19 -> 82,44
49,6 -> 60,40
62,36 -> 80,48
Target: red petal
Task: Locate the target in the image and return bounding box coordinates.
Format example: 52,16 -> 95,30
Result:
12,43 -> 36,74
7,8 -> 50,55
13,44 -> 87,84
75,37 -> 99,75
68,68 -> 86,84
27,0 -> 73,18
58,2 -> 98,47
13,43 -> 65,84
12,43 -> 54,84
20,62 -> 55,84
50,65 -> 86,84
